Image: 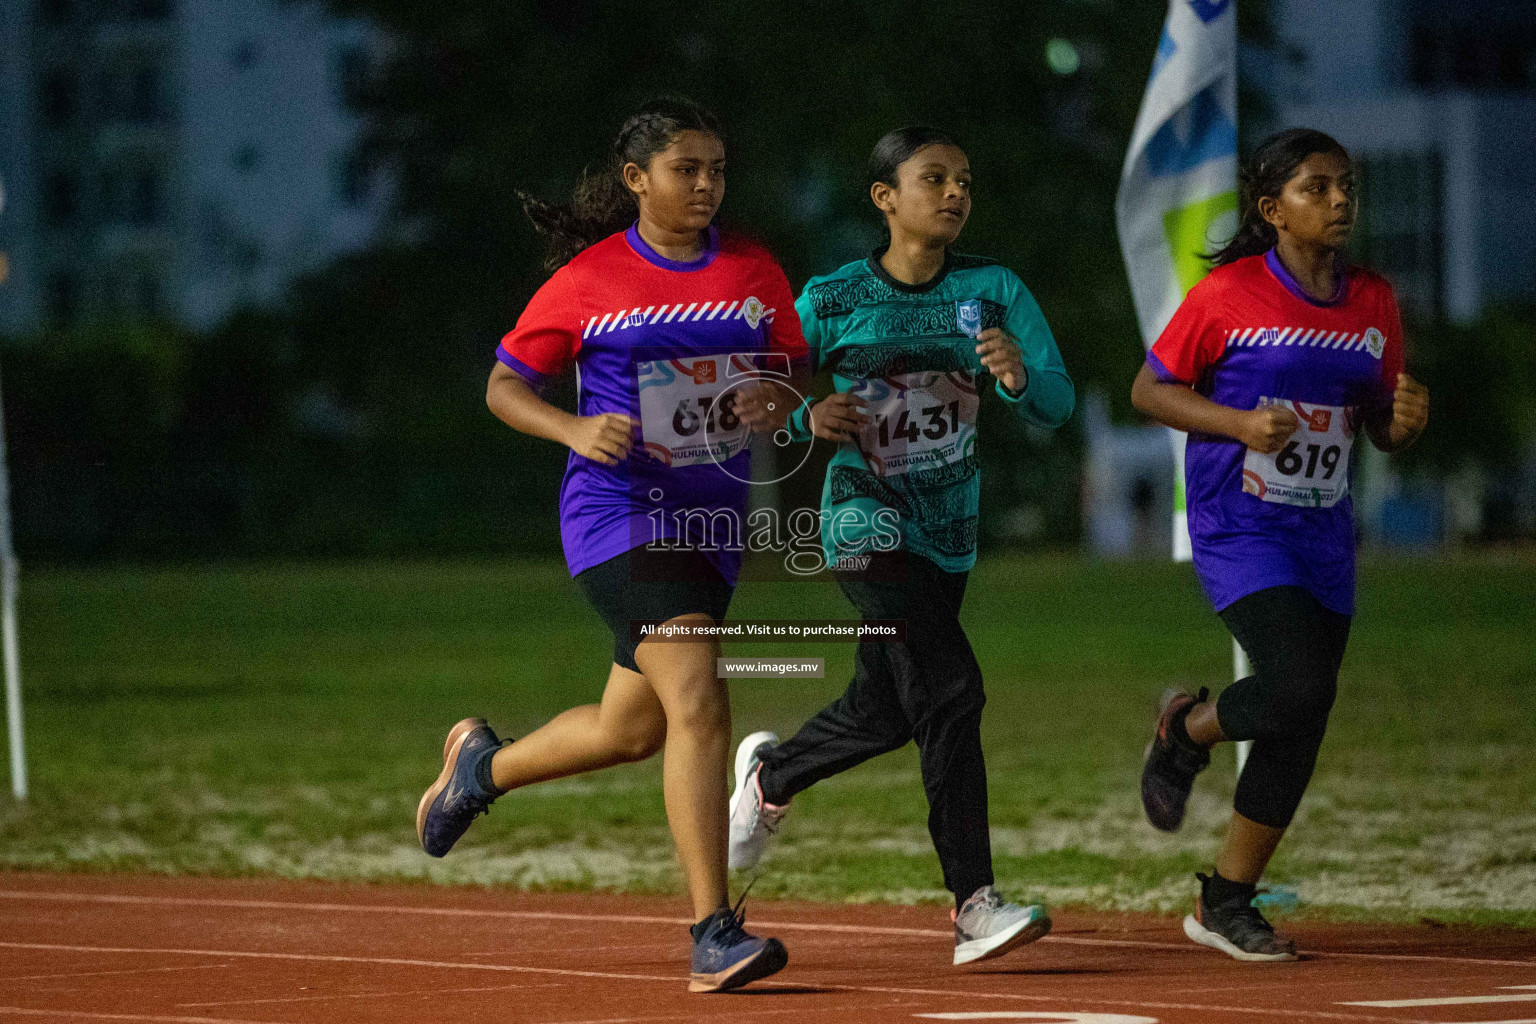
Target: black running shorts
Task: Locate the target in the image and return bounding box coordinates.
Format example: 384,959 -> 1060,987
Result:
575,545 -> 734,673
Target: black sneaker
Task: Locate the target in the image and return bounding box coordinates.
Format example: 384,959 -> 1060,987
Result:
1140,687 -> 1211,832
1183,872 -> 1298,962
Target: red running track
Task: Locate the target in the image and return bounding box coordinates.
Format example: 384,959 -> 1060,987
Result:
0,872 -> 1532,1024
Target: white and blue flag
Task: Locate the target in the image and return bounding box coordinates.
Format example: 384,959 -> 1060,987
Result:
1116,0 -> 1238,559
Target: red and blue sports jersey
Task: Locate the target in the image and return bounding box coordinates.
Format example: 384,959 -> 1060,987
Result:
1148,249 -> 1404,615
498,224 -> 808,581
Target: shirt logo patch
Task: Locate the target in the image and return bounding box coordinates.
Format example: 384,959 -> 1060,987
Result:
743,296 -> 765,330
1259,327 -> 1280,346
692,360 -> 717,385
626,310 -> 648,327
956,300 -> 982,339
1307,408 -> 1332,432
1364,327 -> 1385,359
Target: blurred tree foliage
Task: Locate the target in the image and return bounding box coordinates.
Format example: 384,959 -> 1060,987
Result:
9,0 -> 1322,558
296,0 -> 1199,554
1400,305 -> 1536,475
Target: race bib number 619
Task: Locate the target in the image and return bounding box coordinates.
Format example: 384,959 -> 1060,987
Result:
1241,398 -> 1355,508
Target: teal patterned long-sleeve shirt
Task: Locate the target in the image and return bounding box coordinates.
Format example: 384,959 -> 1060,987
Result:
788,250 -> 1074,572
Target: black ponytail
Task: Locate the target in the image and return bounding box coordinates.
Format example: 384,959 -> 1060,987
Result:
521,98 -> 724,272
867,125 -> 960,188
1207,127 -> 1351,267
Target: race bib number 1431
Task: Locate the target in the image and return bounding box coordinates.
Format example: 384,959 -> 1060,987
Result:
1241,398 -> 1354,508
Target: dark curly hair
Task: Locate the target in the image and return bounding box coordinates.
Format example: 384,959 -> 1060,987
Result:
1207,127 -> 1351,267
520,98 -> 724,271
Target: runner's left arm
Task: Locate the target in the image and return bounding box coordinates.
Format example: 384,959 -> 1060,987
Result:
784,286 -> 833,443
737,260 -> 814,432
991,272 -> 1074,428
1360,287 -> 1428,453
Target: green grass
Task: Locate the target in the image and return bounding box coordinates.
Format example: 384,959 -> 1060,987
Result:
2,553 -> 1533,927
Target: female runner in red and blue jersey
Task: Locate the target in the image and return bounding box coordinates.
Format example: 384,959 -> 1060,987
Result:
1132,128 -> 1430,962
414,99 -> 806,993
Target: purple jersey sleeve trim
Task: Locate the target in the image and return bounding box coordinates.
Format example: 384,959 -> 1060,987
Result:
496,346 -> 549,389
625,222 -> 721,272
1146,350 -> 1186,384
1264,247 -> 1347,307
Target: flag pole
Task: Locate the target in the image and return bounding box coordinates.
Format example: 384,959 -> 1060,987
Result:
0,362 -> 24,802
0,177 -> 21,803
1233,639 -> 1251,776
1115,0 -> 1239,781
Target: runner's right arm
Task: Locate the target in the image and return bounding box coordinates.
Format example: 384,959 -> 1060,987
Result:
488,271 -> 636,467
1132,284 -> 1298,455
486,363 -> 635,466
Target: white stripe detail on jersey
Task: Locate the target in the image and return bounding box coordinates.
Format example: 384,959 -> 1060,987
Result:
695,302 -> 718,321
704,302 -> 724,321
675,302 -> 699,323
607,308 -> 632,332
592,313 -> 614,336
582,319 -> 595,340
1291,329 -> 1311,346
721,300 -> 741,319
1236,328 -> 1254,347
649,306 -> 670,323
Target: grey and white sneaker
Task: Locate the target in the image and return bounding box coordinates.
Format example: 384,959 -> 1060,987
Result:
728,731 -> 789,872
952,885 -> 1053,966
1183,872 -> 1298,962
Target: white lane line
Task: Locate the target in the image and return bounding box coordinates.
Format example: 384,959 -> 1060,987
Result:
534,1003 -> 883,1024
0,941 -> 1427,1024
0,942 -> 680,985
917,1015 -> 1158,1023
916,1015 -> 1159,1022
1345,995 -> 1536,1008
0,1009 -> 281,1024
3,890 -> 1531,968
178,982 -> 549,1008
0,965 -> 228,983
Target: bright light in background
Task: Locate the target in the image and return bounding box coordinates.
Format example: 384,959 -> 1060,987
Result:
1046,38 -> 1080,76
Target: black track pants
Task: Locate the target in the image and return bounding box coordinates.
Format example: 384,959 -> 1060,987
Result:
1216,585 -> 1352,828
757,553 -> 993,903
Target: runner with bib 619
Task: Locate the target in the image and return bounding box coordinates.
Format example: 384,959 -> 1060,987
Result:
1130,128 -> 1428,962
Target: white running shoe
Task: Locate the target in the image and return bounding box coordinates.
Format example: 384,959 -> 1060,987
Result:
728,731 -> 789,872
951,885 -> 1052,965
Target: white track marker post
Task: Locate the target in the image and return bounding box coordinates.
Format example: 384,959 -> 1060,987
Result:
1116,0 -> 1238,760
0,362 -> 23,801
1233,639 -> 1252,775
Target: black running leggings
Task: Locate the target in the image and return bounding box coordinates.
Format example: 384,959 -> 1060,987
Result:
757,552 -> 993,905
1215,585 -> 1352,829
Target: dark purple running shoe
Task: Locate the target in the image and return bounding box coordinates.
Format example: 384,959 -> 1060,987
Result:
416,717 -> 503,857
1140,687 -> 1211,832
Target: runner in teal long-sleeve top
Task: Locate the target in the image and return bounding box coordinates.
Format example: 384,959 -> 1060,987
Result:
729,127 -> 1076,971
786,250 -> 1074,570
